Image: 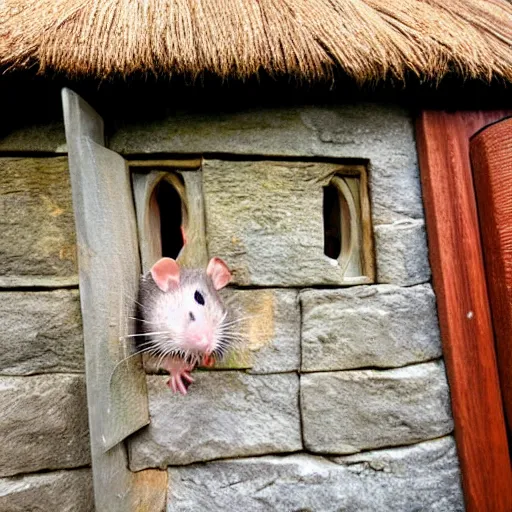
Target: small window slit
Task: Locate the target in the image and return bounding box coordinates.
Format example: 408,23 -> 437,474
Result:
154,178 -> 184,259
323,183 -> 342,260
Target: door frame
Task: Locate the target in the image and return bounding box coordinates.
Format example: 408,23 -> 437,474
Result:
416,110 -> 512,512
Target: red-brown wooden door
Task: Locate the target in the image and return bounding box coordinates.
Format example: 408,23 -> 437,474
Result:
416,110 -> 512,512
471,117 -> 512,440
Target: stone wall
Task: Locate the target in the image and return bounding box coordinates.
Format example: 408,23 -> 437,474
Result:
121,105 -> 464,510
0,103 -> 465,511
0,157 -> 94,510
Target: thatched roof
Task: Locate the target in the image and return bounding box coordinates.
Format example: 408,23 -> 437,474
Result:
1,0 -> 511,83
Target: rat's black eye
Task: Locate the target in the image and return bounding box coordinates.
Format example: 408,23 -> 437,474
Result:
194,290 -> 205,305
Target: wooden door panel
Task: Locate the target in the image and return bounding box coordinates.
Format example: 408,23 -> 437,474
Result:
416,110 -> 512,512
471,116 -> 512,438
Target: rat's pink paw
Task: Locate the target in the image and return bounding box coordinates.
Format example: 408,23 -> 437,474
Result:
167,372 -> 194,395
162,357 -> 195,395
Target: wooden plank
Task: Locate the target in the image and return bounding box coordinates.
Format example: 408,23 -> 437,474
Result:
416,110 -> 512,512
357,165 -> 376,283
62,88 -> 150,511
179,171 -> 209,268
128,159 -> 201,169
470,116 -> 512,437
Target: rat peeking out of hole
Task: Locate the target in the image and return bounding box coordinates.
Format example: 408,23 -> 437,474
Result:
136,257 -> 239,395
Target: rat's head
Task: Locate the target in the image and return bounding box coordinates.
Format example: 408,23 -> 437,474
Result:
148,257 -> 232,361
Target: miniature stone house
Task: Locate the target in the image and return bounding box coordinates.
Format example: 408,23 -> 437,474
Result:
1,1 -> 511,510
0,93 -> 462,511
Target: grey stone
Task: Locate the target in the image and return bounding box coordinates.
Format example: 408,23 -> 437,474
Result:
166,436 -> 463,512
111,105 -> 421,225
128,372 -> 301,469
0,290 -> 84,375
203,159 -> 372,287
301,361 -> 453,454
374,220 -> 431,286
223,289 -> 300,373
0,123 -> 67,153
0,375 -> 91,477
0,157 -> 78,287
0,468 -> 94,512
301,284 -> 442,372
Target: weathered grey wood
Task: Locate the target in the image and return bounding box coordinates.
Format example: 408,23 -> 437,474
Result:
0,157 -> 78,288
133,169 -> 208,272
179,171 -> 209,268
62,88 -> 150,511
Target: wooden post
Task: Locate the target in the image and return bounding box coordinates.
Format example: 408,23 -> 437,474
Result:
62,88 -> 164,511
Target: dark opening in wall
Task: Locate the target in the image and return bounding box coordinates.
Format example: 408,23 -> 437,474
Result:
155,178 -> 184,259
323,183 -> 342,259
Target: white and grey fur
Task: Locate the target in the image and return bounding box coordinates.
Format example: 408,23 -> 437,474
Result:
136,267 -> 235,367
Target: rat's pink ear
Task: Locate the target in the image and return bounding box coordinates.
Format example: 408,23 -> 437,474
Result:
150,258 -> 180,292
206,257 -> 232,290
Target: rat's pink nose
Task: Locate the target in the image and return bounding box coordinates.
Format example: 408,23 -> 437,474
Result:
198,335 -> 210,351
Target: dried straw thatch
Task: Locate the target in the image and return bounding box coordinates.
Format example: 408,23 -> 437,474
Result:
0,0 -> 511,82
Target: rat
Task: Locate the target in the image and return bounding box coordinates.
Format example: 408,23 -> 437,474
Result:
136,256 -> 233,395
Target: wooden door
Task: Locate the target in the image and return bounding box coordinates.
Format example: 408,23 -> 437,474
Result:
471,117 -> 512,439
416,110 -> 512,512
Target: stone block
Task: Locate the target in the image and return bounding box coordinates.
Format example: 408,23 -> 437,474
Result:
0,469 -> 93,512
0,157 -> 78,287
301,284 -> 441,372
131,469 -> 168,512
0,375 -> 91,477
221,289 -> 300,373
301,361 -> 453,454
166,437 -> 463,512
374,220 -> 431,286
0,123 -> 67,153
128,372 -> 301,469
110,105 -> 422,225
0,290 -> 84,375
203,159 -> 372,286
